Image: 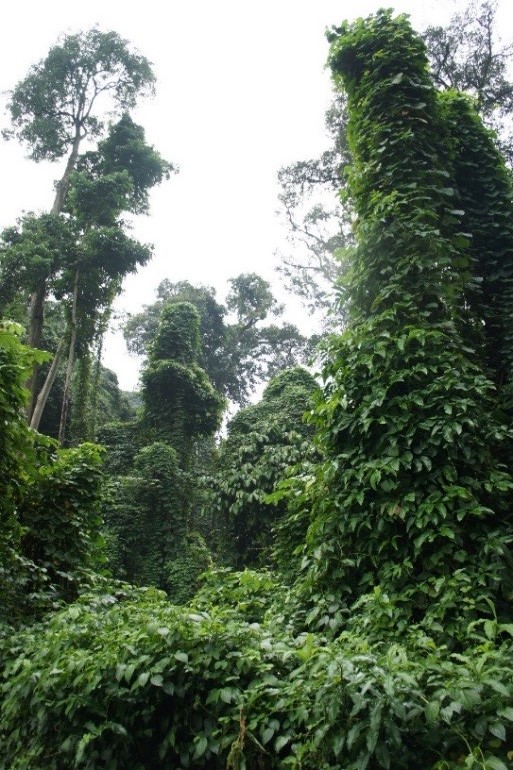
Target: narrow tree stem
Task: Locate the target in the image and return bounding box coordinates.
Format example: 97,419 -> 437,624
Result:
30,335 -> 66,432
59,268 -> 80,444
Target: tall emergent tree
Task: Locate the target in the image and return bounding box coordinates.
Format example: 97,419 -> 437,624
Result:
49,113 -> 170,442
4,29 -> 155,214
3,29 -> 156,415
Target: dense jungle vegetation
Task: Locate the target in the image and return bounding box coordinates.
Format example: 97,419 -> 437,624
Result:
3,3 -> 513,768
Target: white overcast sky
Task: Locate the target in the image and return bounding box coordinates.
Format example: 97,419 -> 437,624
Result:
2,0 -> 512,388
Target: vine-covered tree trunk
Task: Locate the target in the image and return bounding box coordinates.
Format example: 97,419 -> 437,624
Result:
298,11 -> 513,626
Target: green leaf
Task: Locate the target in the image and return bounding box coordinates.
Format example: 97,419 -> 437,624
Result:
220,688 -> 234,703
375,741 -> 391,769
488,722 -> 506,741
193,735 -> 208,759
275,735 -> 290,752
137,671 -> 150,687
484,620 -> 497,640
425,701 -> 440,724
485,756 -> 509,770
174,651 -> 188,664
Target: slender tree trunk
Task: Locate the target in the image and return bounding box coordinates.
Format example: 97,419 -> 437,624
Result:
58,269 -> 80,444
30,335 -> 66,432
26,282 -> 47,419
71,351 -> 92,444
51,127 -> 82,214
26,126 -> 82,418
89,333 -> 105,439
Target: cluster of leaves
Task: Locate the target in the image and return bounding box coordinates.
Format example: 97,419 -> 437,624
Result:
124,274 -> 316,407
0,323 -> 106,628
3,581 -> 513,770
276,0 -> 513,320
208,367 -> 321,567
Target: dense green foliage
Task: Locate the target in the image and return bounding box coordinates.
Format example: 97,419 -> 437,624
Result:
103,442 -> 183,585
101,302 -> 225,598
125,275 -> 315,406
4,580 -> 513,770
0,31 -> 169,440
209,367 -> 320,567
142,302 -> 225,454
4,11 -> 513,770
0,323 -> 47,620
288,10 -> 513,632
0,324 -> 106,627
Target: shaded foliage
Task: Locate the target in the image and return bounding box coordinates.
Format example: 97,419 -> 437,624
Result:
103,442 -> 183,587
142,302 -> 225,455
439,91 -> 513,394
0,323 -> 106,626
209,367 -> 320,568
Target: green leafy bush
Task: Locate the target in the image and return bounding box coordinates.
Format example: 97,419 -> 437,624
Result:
3,584 -> 513,769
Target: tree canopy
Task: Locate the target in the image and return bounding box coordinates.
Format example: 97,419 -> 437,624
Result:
0,30 -> 171,440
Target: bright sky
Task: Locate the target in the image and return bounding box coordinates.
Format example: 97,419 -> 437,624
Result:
2,0 -> 512,388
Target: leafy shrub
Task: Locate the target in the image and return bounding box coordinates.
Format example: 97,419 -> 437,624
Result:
2,583 -> 513,769
165,531 -> 212,603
